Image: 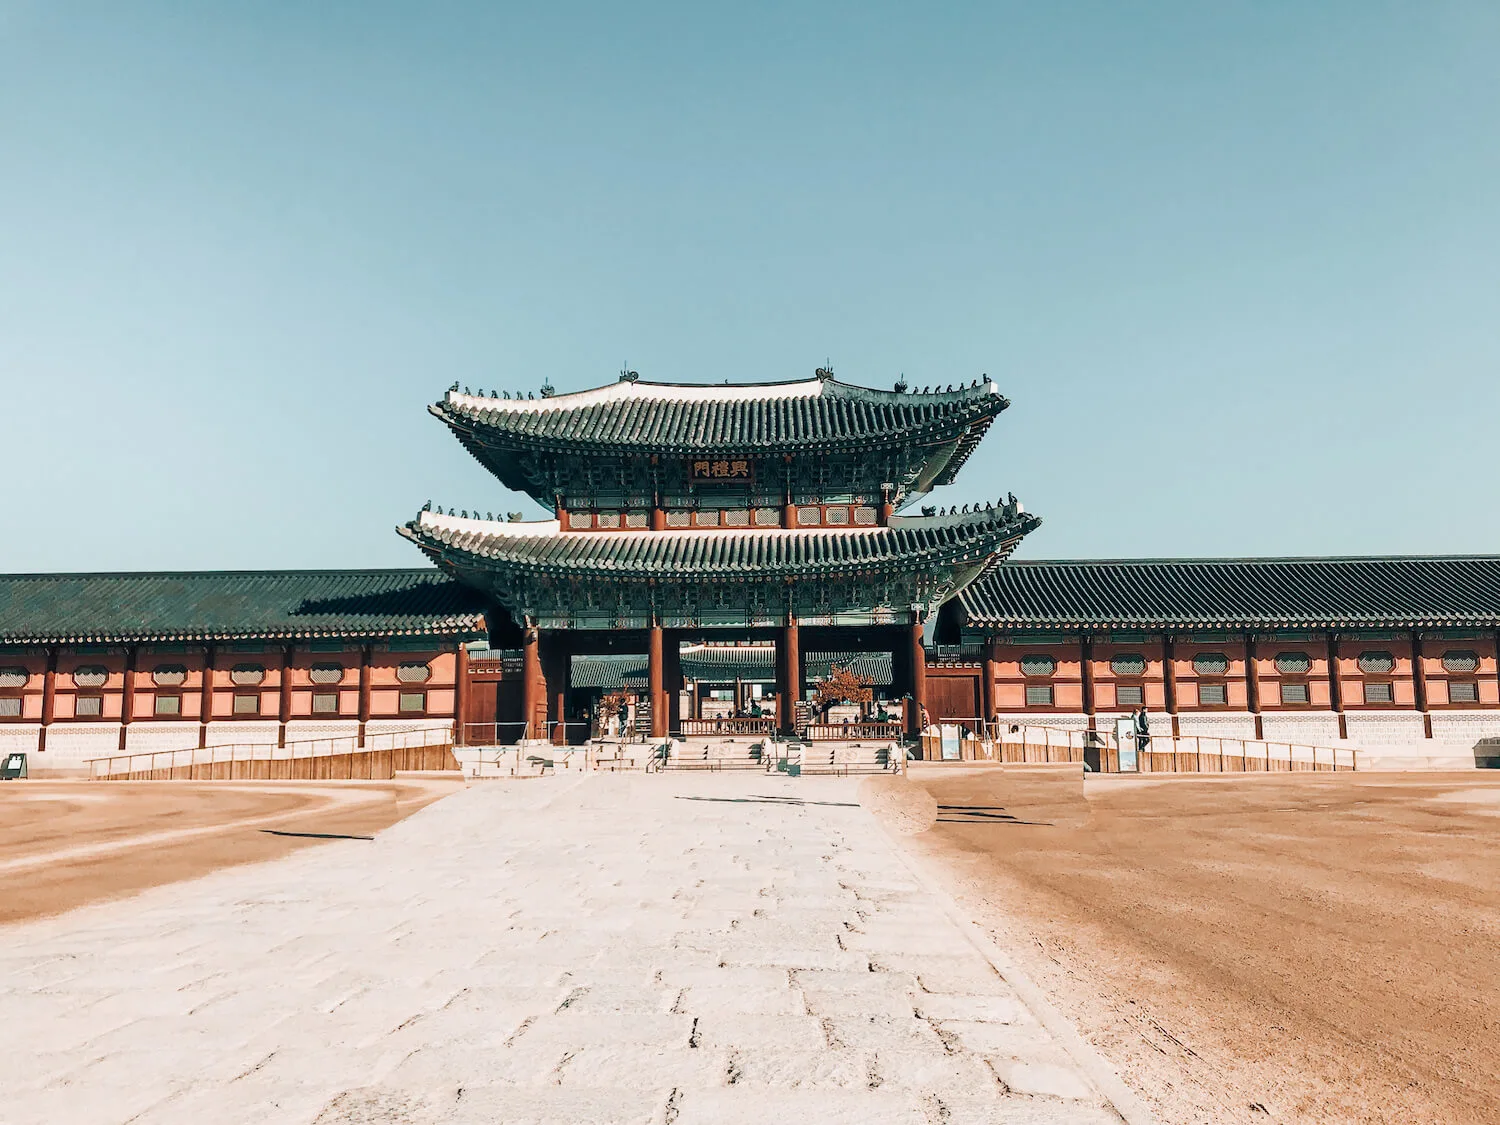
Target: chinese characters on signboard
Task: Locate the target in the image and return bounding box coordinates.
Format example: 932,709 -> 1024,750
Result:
688,459 -> 753,481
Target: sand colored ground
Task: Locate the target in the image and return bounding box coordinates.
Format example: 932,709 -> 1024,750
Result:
0,778 -> 459,925
900,765 -> 1500,1125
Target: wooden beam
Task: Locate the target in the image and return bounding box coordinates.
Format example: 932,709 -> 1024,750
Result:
198,644 -> 215,749
522,625 -> 544,741
648,626 -> 665,738
357,643 -> 373,747
454,640 -> 470,747
909,619 -> 926,737
278,643 -> 294,748
1326,634 -> 1347,740
981,638 -> 997,735
1080,633 -> 1096,731
118,645 -> 138,752
1411,630 -> 1432,738
1244,631 -> 1263,740
1162,633 -> 1179,736
38,646 -> 57,754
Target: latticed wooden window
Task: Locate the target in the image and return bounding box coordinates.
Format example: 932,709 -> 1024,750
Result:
1357,651 -> 1395,674
1363,681 -> 1393,704
568,511 -> 592,529
1449,681 -> 1479,704
73,666 -> 107,688
1110,654 -> 1146,676
595,511 -> 620,528
1442,651 -> 1479,674
154,695 -> 181,715
1193,653 -> 1229,675
233,694 -> 260,714
397,661 -> 431,683
1116,684 -> 1143,706
696,510 -> 720,527
1020,655 -> 1056,677
854,507 -> 877,525
75,696 -> 103,717
1197,683 -> 1227,705
666,511 -> 691,528
0,668 -> 27,689
312,692 -> 339,713
0,698 -> 20,717
825,506 -> 849,525
723,510 -> 749,527
230,663 -> 265,685
754,509 -> 780,526
309,663 -> 344,685
152,664 -> 187,687
1025,684 -> 1053,706
1280,682 -> 1309,704
797,506 -> 821,526
399,692 -> 426,712
1275,652 -> 1311,675
625,512 -> 648,528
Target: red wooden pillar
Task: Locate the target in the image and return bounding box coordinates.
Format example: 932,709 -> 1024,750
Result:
1080,633 -> 1097,732
908,619 -> 926,738
454,640 -> 470,747
522,626 -> 544,741
1162,634 -> 1179,736
38,646 -> 57,753
663,633 -> 681,735
198,644 -> 215,748
118,645 -> 138,751
879,484 -> 895,525
1326,634 -> 1347,739
650,507 -> 666,531
779,620 -> 802,734
1244,632 -> 1263,740
278,643 -> 294,747
357,643 -> 373,747
981,638 -> 997,735
648,626 -> 666,738
1411,630 -> 1432,738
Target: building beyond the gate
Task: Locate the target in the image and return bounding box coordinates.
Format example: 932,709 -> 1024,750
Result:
3,371 -> 1500,770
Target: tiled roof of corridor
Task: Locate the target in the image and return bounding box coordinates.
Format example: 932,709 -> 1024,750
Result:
956,556 -> 1500,630
0,570 -> 488,645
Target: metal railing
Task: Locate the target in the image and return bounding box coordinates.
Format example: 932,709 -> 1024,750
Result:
85,725 -> 454,779
679,717 -> 777,736
805,721 -> 905,741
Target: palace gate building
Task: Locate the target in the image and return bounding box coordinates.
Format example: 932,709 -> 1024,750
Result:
3,370 -> 1500,770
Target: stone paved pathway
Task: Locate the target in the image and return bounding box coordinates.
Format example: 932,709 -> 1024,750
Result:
1,775 -> 1129,1124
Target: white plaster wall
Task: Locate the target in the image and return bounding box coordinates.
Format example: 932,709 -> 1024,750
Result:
1343,712 -> 1428,746
283,720 -> 360,753
124,723 -> 202,753
1426,712 -> 1500,748
40,724 -> 123,769
0,725 -> 41,753
1175,712 -> 1258,739
993,713 -> 1090,732
202,722 -> 281,748
1260,713 -> 1342,745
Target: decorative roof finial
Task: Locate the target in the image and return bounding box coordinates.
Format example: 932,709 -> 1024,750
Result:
815,361 -> 834,381
619,365 -> 639,383
540,379 -> 555,398
894,375 -> 907,393
422,499 -> 431,512
448,381 -> 459,393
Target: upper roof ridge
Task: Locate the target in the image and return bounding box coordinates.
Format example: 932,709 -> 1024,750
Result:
440,373 -> 1002,415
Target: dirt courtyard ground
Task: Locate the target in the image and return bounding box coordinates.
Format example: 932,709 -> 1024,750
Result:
902,765 -> 1500,1125
0,778 -> 458,925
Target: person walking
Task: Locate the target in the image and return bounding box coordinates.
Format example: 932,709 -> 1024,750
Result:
1133,705 -> 1151,757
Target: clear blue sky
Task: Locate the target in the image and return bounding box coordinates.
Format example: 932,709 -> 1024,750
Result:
3,1 -> 1497,571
